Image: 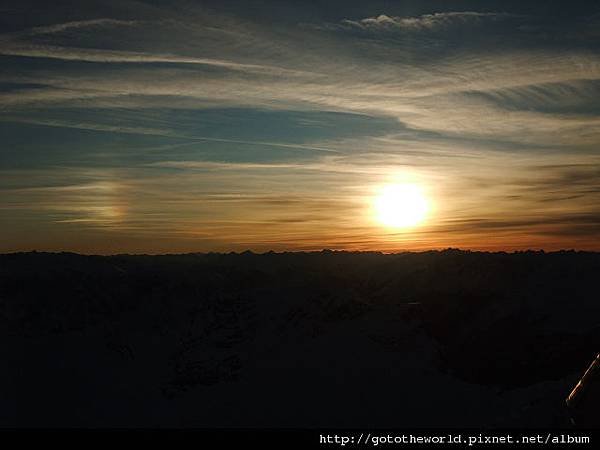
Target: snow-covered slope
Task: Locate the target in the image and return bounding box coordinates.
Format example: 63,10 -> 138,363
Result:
1,250 -> 598,427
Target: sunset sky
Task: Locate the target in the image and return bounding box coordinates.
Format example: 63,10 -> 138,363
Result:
1,0 -> 600,254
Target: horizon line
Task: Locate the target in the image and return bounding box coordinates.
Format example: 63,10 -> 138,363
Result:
2,247 -> 598,257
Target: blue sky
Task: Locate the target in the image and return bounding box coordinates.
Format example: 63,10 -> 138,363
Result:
1,0 -> 600,253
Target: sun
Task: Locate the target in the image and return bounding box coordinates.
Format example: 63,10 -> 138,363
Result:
374,183 -> 429,228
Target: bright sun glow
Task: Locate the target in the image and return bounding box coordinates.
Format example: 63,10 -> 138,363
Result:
374,183 -> 429,228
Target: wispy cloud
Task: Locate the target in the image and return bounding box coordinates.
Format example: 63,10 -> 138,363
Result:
338,11 -> 517,32
0,42 -> 311,76
28,18 -> 139,36
0,16 -> 313,76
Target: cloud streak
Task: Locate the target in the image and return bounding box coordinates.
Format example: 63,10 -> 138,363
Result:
339,11 -> 517,32
28,18 -> 139,36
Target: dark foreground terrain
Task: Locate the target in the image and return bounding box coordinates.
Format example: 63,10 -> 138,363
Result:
1,249 -> 598,427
